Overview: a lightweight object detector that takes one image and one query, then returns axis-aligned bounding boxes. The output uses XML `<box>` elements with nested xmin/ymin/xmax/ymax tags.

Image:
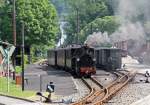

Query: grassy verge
<box><xmin>0</xmin><ymin>77</ymin><xmax>35</xmax><ymax>98</ymax></box>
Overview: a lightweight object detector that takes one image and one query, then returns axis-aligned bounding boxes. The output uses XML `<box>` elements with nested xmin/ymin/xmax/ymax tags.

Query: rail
<box><xmin>70</xmin><ymin>78</ymin><xmax>95</xmax><ymax>105</ymax></box>
<box><xmin>93</xmin><ymin>71</ymin><xmax>136</xmax><ymax>105</ymax></box>
<box><xmin>70</xmin><ymin>70</ymin><xmax>136</xmax><ymax>105</ymax></box>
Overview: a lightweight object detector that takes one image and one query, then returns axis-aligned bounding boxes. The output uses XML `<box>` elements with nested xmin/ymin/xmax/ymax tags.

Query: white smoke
<box><xmin>85</xmin><ymin>32</ymin><xmax>110</xmax><ymax>46</ymax></box>
<box><xmin>111</xmin><ymin>0</ymin><xmax>148</xmax><ymax>43</ymax></box>
<box><xmin>116</xmin><ymin>0</ymin><xmax>150</xmax><ymax>22</ymax></box>
<box><xmin>85</xmin><ymin>0</ymin><xmax>149</xmax><ymax>48</ymax></box>
<box><xmin>110</xmin><ymin>22</ymin><xmax>146</xmax><ymax>43</ymax></box>
<box><xmin>57</xmin><ymin>21</ymin><xmax>67</xmax><ymax>47</ymax></box>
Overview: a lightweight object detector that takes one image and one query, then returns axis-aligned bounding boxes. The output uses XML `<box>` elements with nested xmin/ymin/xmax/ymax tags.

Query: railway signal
<box><xmin>0</xmin><ymin>42</ymin><xmax>15</xmax><ymax>92</ymax></box>
<box><xmin>0</xmin><ymin>43</ymin><xmax>15</xmax><ymax>71</ymax></box>
<box><xmin>21</xmin><ymin>22</ymin><xmax>25</xmax><ymax>91</ymax></box>
<box><xmin>46</xmin><ymin>82</ymin><xmax>55</xmax><ymax>102</ymax></box>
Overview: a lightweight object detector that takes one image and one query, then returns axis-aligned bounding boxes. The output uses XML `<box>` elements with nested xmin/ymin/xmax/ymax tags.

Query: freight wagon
<box><xmin>95</xmin><ymin>48</ymin><xmax>122</xmax><ymax>70</ymax></box>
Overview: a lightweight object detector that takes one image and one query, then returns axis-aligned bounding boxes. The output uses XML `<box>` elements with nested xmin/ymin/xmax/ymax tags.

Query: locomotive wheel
<box><xmin>76</xmin><ymin>72</ymin><xmax>82</xmax><ymax>78</ymax></box>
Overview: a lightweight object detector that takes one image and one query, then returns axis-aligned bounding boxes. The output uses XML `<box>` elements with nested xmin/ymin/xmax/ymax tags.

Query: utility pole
<box><xmin>12</xmin><ymin>0</ymin><xmax>16</xmax><ymax>81</ymax></box>
<box><xmin>59</xmin><ymin>22</ymin><xmax>62</xmax><ymax>46</ymax></box>
<box><xmin>21</xmin><ymin>22</ymin><xmax>24</xmax><ymax>91</ymax></box>
<box><xmin>13</xmin><ymin>0</ymin><xmax>16</xmax><ymax>46</ymax></box>
<box><xmin>90</xmin><ymin>23</ymin><xmax>93</xmax><ymax>34</ymax></box>
<box><xmin>76</xmin><ymin>7</ymin><xmax>79</xmax><ymax>44</ymax></box>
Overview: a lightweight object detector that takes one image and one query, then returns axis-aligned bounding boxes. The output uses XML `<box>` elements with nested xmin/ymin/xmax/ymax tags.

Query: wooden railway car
<box><xmin>95</xmin><ymin>48</ymin><xmax>122</xmax><ymax>70</ymax></box>
<box><xmin>57</xmin><ymin>48</ymin><xmax>66</xmax><ymax>67</ymax></box>
<box><xmin>47</xmin><ymin>49</ymin><xmax>57</xmax><ymax>66</ymax></box>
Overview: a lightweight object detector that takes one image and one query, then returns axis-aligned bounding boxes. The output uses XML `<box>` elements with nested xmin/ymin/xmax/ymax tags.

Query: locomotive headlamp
<box><xmin>93</xmin><ymin>58</ymin><xmax>96</xmax><ymax>61</ymax></box>
<box><xmin>77</xmin><ymin>58</ymin><xmax>80</xmax><ymax>61</ymax></box>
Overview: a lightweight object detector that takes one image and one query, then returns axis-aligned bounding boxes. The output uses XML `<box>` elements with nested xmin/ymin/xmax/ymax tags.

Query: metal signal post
<box><xmin>76</xmin><ymin>7</ymin><xmax>79</xmax><ymax>44</ymax></box>
<box><xmin>13</xmin><ymin>0</ymin><xmax>16</xmax><ymax>46</ymax></box>
<box><xmin>21</xmin><ymin>22</ymin><xmax>25</xmax><ymax>91</ymax></box>
<box><xmin>12</xmin><ymin>0</ymin><xmax>17</xmax><ymax>81</ymax></box>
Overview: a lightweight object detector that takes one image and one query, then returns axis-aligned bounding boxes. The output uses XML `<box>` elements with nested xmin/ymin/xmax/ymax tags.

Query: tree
<box><xmin>0</xmin><ymin>0</ymin><xmax>12</xmax><ymax>42</ymax></box>
<box><xmin>0</xmin><ymin>0</ymin><xmax>59</xmax><ymax>47</ymax></box>
<box><xmin>0</xmin><ymin>0</ymin><xmax>5</xmax><ymax>7</ymax></box>
<box><xmin>80</xmin><ymin>16</ymin><xmax>119</xmax><ymax>43</ymax></box>
<box><xmin>51</xmin><ymin>0</ymin><xmax>68</xmax><ymax>16</ymax></box>
<box><xmin>64</xmin><ymin>0</ymin><xmax>110</xmax><ymax>44</ymax></box>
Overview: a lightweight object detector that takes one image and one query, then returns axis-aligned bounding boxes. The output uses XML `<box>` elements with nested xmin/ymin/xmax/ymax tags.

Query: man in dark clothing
<box><xmin>145</xmin><ymin>71</ymin><xmax>150</xmax><ymax>83</ymax></box>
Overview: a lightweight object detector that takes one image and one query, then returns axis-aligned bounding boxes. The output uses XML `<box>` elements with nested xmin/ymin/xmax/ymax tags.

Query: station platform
<box><xmin>24</xmin><ymin>64</ymin><xmax>77</xmax><ymax>96</ymax></box>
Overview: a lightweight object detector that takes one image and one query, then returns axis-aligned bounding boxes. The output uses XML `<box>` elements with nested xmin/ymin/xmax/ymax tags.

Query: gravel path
<box><xmin>105</xmin><ymin>82</ymin><xmax>150</xmax><ymax>105</ymax></box>
<box><xmin>104</xmin><ymin>56</ymin><xmax>150</xmax><ymax>105</ymax></box>
<box><xmin>103</xmin><ymin>71</ymin><xmax>150</xmax><ymax>105</ymax></box>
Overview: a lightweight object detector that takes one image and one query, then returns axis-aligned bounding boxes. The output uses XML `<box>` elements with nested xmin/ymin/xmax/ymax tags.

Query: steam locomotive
<box><xmin>47</xmin><ymin>45</ymin><xmax>122</xmax><ymax>77</ymax></box>
<box><xmin>47</xmin><ymin>45</ymin><xmax>96</xmax><ymax>77</ymax></box>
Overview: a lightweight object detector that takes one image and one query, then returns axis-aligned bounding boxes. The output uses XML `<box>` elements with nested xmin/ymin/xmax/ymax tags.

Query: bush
<box><xmin>15</xmin><ymin>55</ymin><xmax>28</xmax><ymax>74</ymax></box>
<box><xmin>15</xmin><ymin>66</ymin><xmax>22</xmax><ymax>74</ymax></box>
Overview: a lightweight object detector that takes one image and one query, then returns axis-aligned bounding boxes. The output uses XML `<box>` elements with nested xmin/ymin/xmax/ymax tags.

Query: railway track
<box><xmin>71</xmin><ymin>71</ymin><xmax>136</xmax><ymax>105</ymax></box>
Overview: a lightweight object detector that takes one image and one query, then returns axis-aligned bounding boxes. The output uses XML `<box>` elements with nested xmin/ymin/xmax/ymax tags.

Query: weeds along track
<box><xmin>71</xmin><ymin>71</ymin><xmax>136</xmax><ymax>105</ymax></box>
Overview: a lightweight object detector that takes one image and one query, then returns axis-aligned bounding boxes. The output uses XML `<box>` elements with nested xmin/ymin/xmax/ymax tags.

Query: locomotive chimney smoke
<box><xmin>111</xmin><ymin>0</ymin><xmax>150</xmax><ymax>42</ymax></box>
<box><xmin>85</xmin><ymin>32</ymin><xmax>110</xmax><ymax>47</ymax></box>
<box><xmin>85</xmin><ymin>0</ymin><xmax>150</xmax><ymax>58</ymax></box>
<box><xmin>111</xmin><ymin>0</ymin><xmax>150</xmax><ymax>63</ymax></box>
<box><xmin>110</xmin><ymin>22</ymin><xmax>146</xmax><ymax>43</ymax></box>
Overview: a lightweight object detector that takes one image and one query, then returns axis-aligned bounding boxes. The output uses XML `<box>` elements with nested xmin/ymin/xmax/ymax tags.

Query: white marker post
<box><xmin>7</xmin><ymin>49</ymin><xmax>10</xmax><ymax>92</ymax></box>
<box><xmin>39</xmin><ymin>74</ymin><xmax>42</xmax><ymax>102</ymax></box>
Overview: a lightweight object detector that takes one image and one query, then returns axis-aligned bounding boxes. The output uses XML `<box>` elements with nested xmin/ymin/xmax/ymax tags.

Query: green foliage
<box><xmin>15</xmin><ymin>66</ymin><xmax>22</xmax><ymax>73</ymax></box>
<box><xmin>30</xmin><ymin>45</ymin><xmax>50</xmax><ymax>63</ymax></box>
<box><xmin>15</xmin><ymin>55</ymin><xmax>29</xmax><ymax>73</ymax></box>
<box><xmin>0</xmin><ymin>77</ymin><xmax>35</xmax><ymax>98</ymax></box>
<box><xmin>0</xmin><ymin>0</ymin><xmax>5</xmax><ymax>7</ymax></box>
<box><xmin>51</xmin><ymin>0</ymin><xmax>67</xmax><ymax>16</ymax></box>
<box><xmin>64</xmin><ymin>0</ymin><xmax>110</xmax><ymax>44</ymax></box>
<box><xmin>80</xmin><ymin>16</ymin><xmax>120</xmax><ymax>43</ymax></box>
<box><xmin>24</xmin><ymin>55</ymin><xmax>28</xmax><ymax>65</ymax></box>
<box><xmin>0</xmin><ymin>0</ymin><xmax>59</xmax><ymax>47</ymax></box>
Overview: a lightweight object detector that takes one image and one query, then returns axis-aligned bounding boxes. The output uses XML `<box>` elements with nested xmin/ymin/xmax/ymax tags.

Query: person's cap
<box><xmin>50</xmin><ymin>82</ymin><xmax>53</xmax><ymax>84</ymax></box>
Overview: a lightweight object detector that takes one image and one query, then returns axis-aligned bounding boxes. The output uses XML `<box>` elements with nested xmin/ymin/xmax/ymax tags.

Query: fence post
<box><xmin>39</xmin><ymin>74</ymin><xmax>42</xmax><ymax>101</ymax></box>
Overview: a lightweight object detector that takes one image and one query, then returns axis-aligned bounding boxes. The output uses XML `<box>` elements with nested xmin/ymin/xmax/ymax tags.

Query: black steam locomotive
<box><xmin>95</xmin><ymin>48</ymin><xmax>122</xmax><ymax>70</ymax></box>
<box><xmin>47</xmin><ymin>45</ymin><xmax>96</xmax><ymax>77</ymax></box>
<box><xmin>47</xmin><ymin>45</ymin><xmax>122</xmax><ymax>77</ymax></box>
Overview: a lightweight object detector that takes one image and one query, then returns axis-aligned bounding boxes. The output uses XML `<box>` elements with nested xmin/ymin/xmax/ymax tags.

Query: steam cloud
<box><xmin>84</xmin><ymin>0</ymin><xmax>150</xmax><ymax>64</ymax></box>
<box><xmin>85</xmin><ymin>32</ymin><xmax>110</xmax><ymax>46</ymax></box>
<box><xmin>111</xmin><ymin>0</ymin><xmax>148</xmax><ymax>43</ymax></box>
<box><xmin>85</xmin><ymin>0</ymin><xmax>149</xmax><ymax>50</ymax></box>
<box><xmin>110</xmin><ymin>22</ymin><xmax>146</xmax><ymax>43</ymax></box>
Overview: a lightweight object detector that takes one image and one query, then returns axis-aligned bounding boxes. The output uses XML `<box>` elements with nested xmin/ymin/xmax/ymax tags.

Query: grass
<box><xmin>0</xmin><ymin>77</ymin><xmax>36</xmax><ymax>98</ymax></box>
